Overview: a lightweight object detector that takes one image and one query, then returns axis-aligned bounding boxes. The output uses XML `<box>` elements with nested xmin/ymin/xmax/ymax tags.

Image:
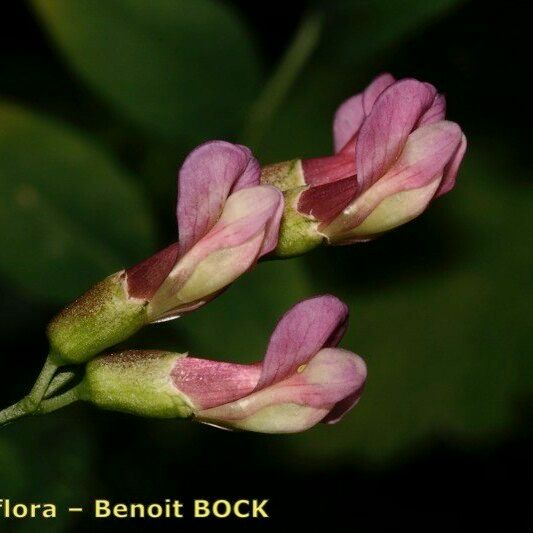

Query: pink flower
<box><xmin>262</xmin><ymin>74</ymin><xmax>467</xmax><ymax>250</ymax></box>
<box><xmin>48</xmin><ymin>141</ymin><xmax>283</xmax><ymax>364</ymax></box>
<box><xmin>171</xmin><ymin>295</ymin><xmax>365</xmax><ymax>432</ymax></box>
<box><xmin>83</xmin><ymin>296</ymin><xmax>367</xmax><ymax>433</ymax></box>
<box><xmin>126</xmin><ymin>140</ymin><xmax>284</xmax><ymax>321</ymax></box>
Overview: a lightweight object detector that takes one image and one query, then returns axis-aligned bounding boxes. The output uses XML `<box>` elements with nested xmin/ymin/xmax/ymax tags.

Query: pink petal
<box><xmin>333</xmin><ymin>93</ymin><xmax>364</xmax><ymax>154</ymax></box>
<box><xmin>333</xmin><ymin>73</ymin><xmax>395</xmax><ymax>153</ymax></box>
<box><xmin>235</xmin><ymin>144</ymin><xmax>262</xmax><ymax>189</ymax></box>
<box><xmin>191</xmin><ymin>185</ymin><xmax>283</xmax><ymax>260</ymax></box>
<box><xmin>435</xmin><ymin>133</ymin><xmax>467</xmax><ymax>197</ymax></box>
<box><xmin>321</xmin><ymin>350</ymin><xmax>367</xmax><ymax>424</ymax></box>
<box><xmin>197</xmin><ymin>348</ymin><xmax>366</xmax><ymax>433</ymax></box>
<box><xmin>126</xmin><ymin>242</ymin><xmax>180</xmax><ymax>299</ymax></box>
<box><xmin>418</xmin><ymin>93</ymin><xmax>446</xmax><ymax>126</ymax></box>
<box><xmin>171</xmin><ymin>357</ymin><xmax>261</xmax><ymax>410</ymax></box>
<box><xmin>302</xmin><ymin>151</ymin><xmax>356</xmax><ymax>186</ymax></box>
<box><xmin>256</xmin><ymin>186</ymin><xmax>285</xmax><ymax>256</ymax></box>
<box><xmin>362</xmin><ymin>72</ymin><xmax>396</xmax><ymax>115</ymax></box>
<box><xmin>284</xmin><ymin>348</ymin><xmax>365</xmax><ymax>410</ymax></box>
<box><xmin>177</xmin><ymin>141</ymin><xmax>261</xmax><ymax>255</ymax></box>
<box><xmin>382</xmin><ymin>120</ymin><xmax>463</xmax><ymax>191</ymax></box>
<box><xmin>149</xmin><ymin>185</ymin><xmax>283</xmax><ymax>319</ymax></box>
<box><xmin>356</xmin><ymin>79</ymin><xmax>437</xmax><ymax>191</ymax></box>
<box><xmin>255</xmin><ymin>295</ymin><xmax>349</xmax><ymax>391</ymax></box>
<box><xmin>298</xmin><ymin>175</ymin><xmax>358</xmax><ymax>223</ymax></box>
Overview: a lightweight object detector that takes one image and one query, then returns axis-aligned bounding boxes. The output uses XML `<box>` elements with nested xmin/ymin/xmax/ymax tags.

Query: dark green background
<box><xmin>0</xmin><ymin>1</ymin><xmax>531</xmax><ymax>530</ymax></box>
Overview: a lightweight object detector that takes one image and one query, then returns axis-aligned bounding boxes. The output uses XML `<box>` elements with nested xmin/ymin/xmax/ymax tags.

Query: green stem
<box><xmin>36</xmin><ymin>387</ymin><xmax>81</xmax><ymax>415</ymax></box>
<box><xmin>0</xmin><ymin>401</ymin><xmax>28</xmax><ymax>427</ymax></box>
<box><xmin>243</xmin><ymin>10</ymin><xmax>323</xmax><ymax>146</ymax></box>
<box><xmin>44</xmin><ymin>370</ymin><xmax>77</xmax><ymax>399</ymax></box>
<box><xmin>0</xmin><ymin>387</ymin><xmax>81</xmax><ymax>427</ymax></box>
<box><xmin>25</xmin><ymin>353</ymin><xmax>60</xmax><ymax>410</ymax></box>
<box><xmin>0</xmin><ymin>353</ymin><xmax>60</xmax><ymax>428</ymax></box>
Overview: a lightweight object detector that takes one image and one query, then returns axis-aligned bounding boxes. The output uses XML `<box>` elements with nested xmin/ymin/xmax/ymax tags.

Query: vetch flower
<box><xmin>77</xmin><ymin>295</ymin><xmax>366</xmax><ymax>433</ymax></box>
<box><xmin>261</xmin><ymin>74</ymin><xmax>467</xmax><ymax>256</ymax></box>
<box><xmin>47</xmin><ymin>141</ymin><xmax>283</xmax><ymax>364</ymax></box>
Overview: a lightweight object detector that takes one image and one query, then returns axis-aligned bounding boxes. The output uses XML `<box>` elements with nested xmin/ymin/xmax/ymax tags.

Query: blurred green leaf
<box><xmin>31</xmin><ymin>0</ymin><xmax>261</xmax><ymax>141</ymax></box>
<box><xmin>0</xmin><ymin>103</ymin><xmax>157</xmax><ymax>303</ymax></box>
<box><xmin>323</xmin><ymin>0</ymin><xmax>465</xmax><ymax>66</ymax></box>
<box><xmin>243</xmin><ymin>11</ymin><xmax>323</xmax><ymax>147</ymax></box>
<box><xmin>253</xmin><ymin>63</ymin><xmax>342</xmax><ymax>162</ymax></box>
<box><xmin>248</xmin><ymin>0</ymin><xmax>465</xmax><ymax>151</ymax></box>
<box><xmin>0</xmin><ymin>412</ymin><xmax>94</xmax><ymax>533</ymax></box>
<box><xmin>283</xmin><ymin>144</ymin><xmax>533</xmax><ymax>462</ymax></box>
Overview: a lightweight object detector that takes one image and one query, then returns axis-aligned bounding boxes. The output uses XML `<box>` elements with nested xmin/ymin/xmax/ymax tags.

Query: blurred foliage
<box><xmin>0</xmin><ymin>412</ymin><xmax>95</xmax><ymax>532</ymax></box>
<box><xmin>320</xmin><ymin>0</ymin><xmax>465</xmax><ymax>66</ymax></box>
<box><xmin>0</xmin><ymin>1</ymin><xmax>531</xmax><ymax>529</ymax></box>
<box><xmin>31</xmin><ymin>0</ymin><xmax>261</xmax><ymax>142</ymax></box>
<box><xmin>0</xmin><ymin>103</ymin><xmax>156</xmax><ymax>302</ymax></box>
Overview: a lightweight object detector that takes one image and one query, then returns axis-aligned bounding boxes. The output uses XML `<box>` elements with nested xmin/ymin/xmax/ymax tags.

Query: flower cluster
<box><xmin>262</xmin><ymin>74</ymin><xmax>466</xmax><ymax>255</ymax></box>
<box><xmin>1</xmin><ymin>74</ymin><xmax>466</xmax><ymax>433</ymax></box>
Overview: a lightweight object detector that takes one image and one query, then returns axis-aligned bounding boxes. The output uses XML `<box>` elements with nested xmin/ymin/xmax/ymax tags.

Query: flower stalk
<box><xmin>0</xmin><ymin>354</ymin><xmax>60</xmax><ymax>426</ymax></box>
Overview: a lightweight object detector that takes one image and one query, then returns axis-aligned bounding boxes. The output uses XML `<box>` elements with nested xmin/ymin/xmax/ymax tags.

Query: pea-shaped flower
<box><xmin>47</xmin><ymin>141</ymin><xmax>283</xmax><ymax>365</ymax></box>
<box><xmin>262</xmin><ymin>74</ymin><xmax>467</xmax><ymax>256</ymax></box>
<box><xmin>76</xmin><ymin>295</ymin><xmax>366</xmax><ymax>433</ymax></box>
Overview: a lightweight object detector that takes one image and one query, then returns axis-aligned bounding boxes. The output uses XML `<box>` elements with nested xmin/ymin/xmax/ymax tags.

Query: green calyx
<box><xmin>273</xmin><ymin>187</ymin><xmax>324</xmax><ymax>258</ymax></box>
<box><xmin>261</xmin><ymin>159</ymin><xmax>324</xmax><ymax>257</ymax></box>
<box><xmin>47</xmin><ymin>272</ymin><xmax>148</xmax><ymax>365</ymax></box>
<box><xmin>260</xmin><ymin>159</ymin><xmax>305</xmax><ymax>192</ymax></box>
<box><xmin>80</xmin><ymin>350</ymin><xmax>193</xmax><ymax>419</ymax></box>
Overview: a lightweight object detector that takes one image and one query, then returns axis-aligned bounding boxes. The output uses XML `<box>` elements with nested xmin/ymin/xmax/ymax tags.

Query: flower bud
<box><xmin>261</xmin><ymin>73</ymin><xmax>466</xmax><ymax>253</ymax></box>
<box><xmin>47</xmin><ymin>141</ymin><xmax>283</xmax><ymax>364</ymax></box>
<box><xmin>145</xmin><ymin>183</ymin><xmax>283</xmax><ymax>321</ymax></box>
<box><xmin>47</xmin><ymin>272</ymin><xmax>147</xmax><ymax>364</ymax></box>
<box><xmin>79</xmin><ymin>295</ymin><xmax>367</xmax><ymax>433</ymax></box>
<box><xmin>81</xmin><ymin>350</ymin><xmax>193</xmax><ymax>418</ymax></box>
